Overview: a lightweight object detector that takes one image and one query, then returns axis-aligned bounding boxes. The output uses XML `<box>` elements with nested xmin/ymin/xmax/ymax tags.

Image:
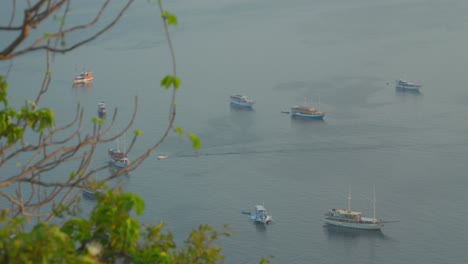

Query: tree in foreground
<box><xmin>0</xmin><ymin>1</ymin><xmax>269</xmax><ymax>262</ymax></box>
<box><xmin>0</xmin><ymin>0</ymin><xmax>198</xmax><ymax>222</ymax></box>
<box><xmin>1</xmin><ymin>188</ymin><xmax>234</xmax><ymax>263</ymax></box>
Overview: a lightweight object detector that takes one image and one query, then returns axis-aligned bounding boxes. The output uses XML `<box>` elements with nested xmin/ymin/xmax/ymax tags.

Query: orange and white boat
<box><xmin>73</xmin><ymin>71</ymin><xmax>94</xmax><ymax>84</ymax></box>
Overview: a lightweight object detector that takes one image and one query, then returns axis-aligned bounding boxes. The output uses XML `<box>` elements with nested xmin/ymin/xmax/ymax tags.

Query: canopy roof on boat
<box><xmin>333</xmin><ymin>208</ymin><xmax>361</xmax><ymax>215</ymax></box>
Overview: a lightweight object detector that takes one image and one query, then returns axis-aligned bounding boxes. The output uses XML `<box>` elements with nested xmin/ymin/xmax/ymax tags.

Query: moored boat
<box><xmin>73</xmin><ymin>71</ymin><xmax>94</xmax><ymax>84</ymax></box>
<box><xmin>250</xmin><ymin>205</ymin><xmax>274</xmax><ymax>225</ymax></box>
<box><xmin>324</xmin><ymin>187</ymin><xmax>396</xmax><ymax>230</ymax></box>
<box><xmin>108</xmin><ymin>137</ymin><xmax>129</xmax><ymax>168</ymax></box>
<box><xmin>98</xmin><ymin>101</ymin><xmax>107</xmax><ymax>116</ymax></box>
<box><xmin>82</xmin><ymin>187</ymin><xmax>98</xmax><ymax>200</ymax></box>
<box><xmin>230</xmin><ymin>94</ymin><xmax>255</xmax><ymax>108</ymax></box>
<box><xmin>108</xmin><ymin>148</ymin><xmax>129</xmax><ymax>168</ymax></box>
<box><xmin>291</xmin><ymin>98</ymin><xmax>325</xmax><ymax>120</ymax></box>
<box><xmin>395</xmin><ymin>79</ymin><xmax>422</xmax><ymax>91</ymax></box>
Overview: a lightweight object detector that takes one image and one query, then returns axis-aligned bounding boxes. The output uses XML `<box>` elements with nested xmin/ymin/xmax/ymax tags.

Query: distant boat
<box><xmin>291</xmin><ymin>98</ymin><xmax>325</xmax><ymax>120</ymax></box>
<box><xmin>82</xmin><ymin>180</ymin><xmax>101</xmax><ymax>200</ymax></box>
<box><xmin>82</xmin><ymin>187</ymin><xmax>98</xmax><ymax>200</ymax></box>
<box><xmin>73</xmin><ymin>71</ymin><xmax>94</xmax><ymax>84</ymax></box>
<box><xmin>98</xmin><ymin>101</ymin><xmax>107</xmax><ymax>116</ymax></box>
<box><xmin>109</xmin><ymin>136</ymin><xmax>130</xmax><ymax>168</ymax></box>
<box><xmin>395</xmin><ymin>79</ymin><xmax>422</xmax><ymax>91</ymax></box>
<box><xmin>157</xmin><ymin>155</ymin><xmax>169</xmax><ymax>160</ymax></box>
<box><xmin>250</xmin><ymin>204</ymin><xmax>274</xmax><ymax>225</ymax></box>
<box><xmin>230</xmin><ymin>94</ymin><xmax>255</xmax><ymax>108</ymax></box>
<box><xmin>324</xmin><ymin>187</ymin><xmax>396</xmax><ymax>230</ymax></box>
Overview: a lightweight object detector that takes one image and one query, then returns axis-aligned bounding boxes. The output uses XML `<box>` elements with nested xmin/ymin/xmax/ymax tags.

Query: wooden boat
<box><xmin>73</xmin><ymin>71</ymin><xmax>94</xmax><ymax>84</ymax></box>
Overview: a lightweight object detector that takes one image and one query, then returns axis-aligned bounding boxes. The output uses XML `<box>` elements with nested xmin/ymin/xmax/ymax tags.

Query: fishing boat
<box><xmin>250</xmin><ymin>205</ymin><xmax>274</xmax><ymax>225</ymax></box>
<box><xmin>291</xmin><ymin>98</ymin><xmax>325</xmax><ymax>120</ymax></box>
<box><xmin>98</xmin><ymin>101</ymin><xmax>107</xmax><ymax>116</ymax></box>
<box><xmin>395</xmin><ymin>79</ymin><xmax>422</xmax><ymax>91</ymax></box>
<box><xmin>324</xmin><ymin>187</ymin><xmax>396</xmax><ymax>230</ymax></box>
<box><xmin>108</xmin><ymin>137</ymin><xmax>129</xmax><ymax>168</ymax></box>
<box><xmin>230</xmin><ymin>94</ymin><xmax>255</xmax><ymax>108</ymax></box>
<box><xmin>73</xmin><ymin>71</ymin><xmax>94</xmax><ymax>84</ymax></box>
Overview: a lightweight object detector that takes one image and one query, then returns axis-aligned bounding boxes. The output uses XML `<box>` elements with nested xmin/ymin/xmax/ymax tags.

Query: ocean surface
<box><xmin>1</xmin><ymin>0</ymin><xmax>468</xmax><ymax>263</ymax></box>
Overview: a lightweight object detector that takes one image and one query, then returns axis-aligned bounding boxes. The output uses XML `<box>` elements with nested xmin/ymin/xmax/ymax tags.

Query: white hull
<box><xmin>110</xmin><ymin>157</ymin><xmax>129</xmax><ymax>168</ymax></box>
<box><xmin>395</xmin><ymin>80</ymin><xmax>421</xmax><ymax>90</ymax></box>
<box><xmin>73</xmin><ymin>78</ymin><xmax>93</xmax><ymax>84</ymax></box>
<box><xmin>324</xmin><ymin>218</ymin><xmax>383</xmax><ymax>230</ymax></box>
<box><xmin>230</xmin><ymin>100</ymin><xmax>254</xmax><ymax>107</ymax></box>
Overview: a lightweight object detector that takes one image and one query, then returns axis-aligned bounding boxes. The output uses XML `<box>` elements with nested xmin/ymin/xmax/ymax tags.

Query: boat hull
<box><xmin>291</xmin><ymin>112</ymin><xmax>325</xmax><ymax>120</ymax></box>
<box><xmin>324</xmin><ymin>218</ymin><xmax>384</xmax><ymax>230</ymax></box>
<box><xmin>230</xmin><ymin>101</ymin><xmax>254</xmax><ymax>108</ymax></box>
<box><xmin>82</xmin><ymin>188</ymin><xmax>98</xmax><ymax>200</ymax></box>
<box><xmin>395</xmin><ymin>80</ymin><xmax>421</xmax><ymax>91</ymax></box>
<box><xmin>73</xmin><ymin>78</ymin><xmax>93</xmax><ymax>84</ymax></box>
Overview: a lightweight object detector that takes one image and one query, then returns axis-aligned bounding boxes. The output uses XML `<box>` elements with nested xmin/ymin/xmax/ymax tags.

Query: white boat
<box><xmin>230</xmin><ymin>94</ymin><xmax>255</xmax><ymax>108</ymax></box>
<box><xmin>291</xmin><ymin>98</ymin><xmax>325</xmax><ymax>120</ymax></box>
<box><xmin>250</xmin><ymin>205</ymin><xmax>274</xmax><ymax>225</ymax></box>
<box><xmin>108</xmin><ymin>137</ymin><xmax>129</xmax><ymax>168</ymax></box>
<box><xmin>73</xmin><ymin>71</ymin><xmax>94</xmax><ymax>84</ymax></box>
<box><xmin>395</xmin><ymin>79</ymin><xmax>422</xmax><ymax>91</ymax></box>
<box><xmin>98</xmin><ymin>101</ymin><xmax>107</xmax><ymax>115</ymax></box>
<box><xmin>324</xmin><ymin>187</ymin><xmax>395</xmax><ymax>230</ymax></box>
<box><xmin>157</xmin><ymin>155</ymin><xmax>169</xmax><ymax>160</ymax></box>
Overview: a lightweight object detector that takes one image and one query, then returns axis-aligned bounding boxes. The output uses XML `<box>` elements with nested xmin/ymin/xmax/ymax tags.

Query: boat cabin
<box><xmin>329</xmin><ymin>208</ymin><xmax>362</xmax><ymax>221</ymax></box>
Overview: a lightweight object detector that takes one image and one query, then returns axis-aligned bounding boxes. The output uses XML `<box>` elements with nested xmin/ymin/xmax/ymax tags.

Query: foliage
<box><xmin>0</xmin><ymin>77</ymin><xmax>55</xmax><ymax>144</ymax></box>
<box><xmin>0</xmin><ymin>1</ymin><xmax>269</xmax><ymax>263</ymax></box>
<box><xmin>0</xmin><ymin>0</ymin><xmax>202</xmax><ymax>222</ymax></box>
<box><xmin>0</xmin><ymin>189</ymin><xmax>231</xmax><ymax>263</ymax></box>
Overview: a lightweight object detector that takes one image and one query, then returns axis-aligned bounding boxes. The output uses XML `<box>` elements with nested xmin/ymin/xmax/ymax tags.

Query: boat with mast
<box><xmin>108</xmin><ymin>135</ymin><xmax>130</xmax><ymax>168</ymax></box>
<box><xmin>324</xmin><ymin>187</ymin><xmax>395</xmax><ymax>230</ymax></box>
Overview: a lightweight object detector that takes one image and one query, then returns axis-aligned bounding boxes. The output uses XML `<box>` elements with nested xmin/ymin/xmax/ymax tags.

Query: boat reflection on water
<box><xmin>230</xmin><ymin>103</ymin><xmax>254</xmax><ymax>111</ymax></box>
<box><xmin>72</xmin><ymin>82</ymin><xmax>93</xmax><ymax>88</ymax></box>
<box><xmin>323</xmin><ymin>224</ymin><xmax>387</xmax><ymax>240</ymax></box>
<box><xmin>395</xmin><ymin>86</ymin><xmax>422</xmax><ymax>95</ymax></box>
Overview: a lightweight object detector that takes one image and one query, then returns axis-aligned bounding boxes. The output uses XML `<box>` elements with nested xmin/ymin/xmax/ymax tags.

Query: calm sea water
<box><xmin>2</xmin><ymin>0</ymin><xmax>468</xmax><ymax>263</ymax></box>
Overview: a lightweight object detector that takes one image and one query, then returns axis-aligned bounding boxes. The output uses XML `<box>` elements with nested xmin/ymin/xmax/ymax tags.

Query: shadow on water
<box><xmin>72</xmin><ymin>82</ymin><xmax>93</xmax><ymax>89</ymax></box>
<box><xmin>291</xmin><ymin>116</ymin><xmax>325</xmax><ymax>122</ymax></box>
<box><xmin>98</xmin><ymin>112</ymin><xmax>106</xmax><ymax>120</ymax></box>
<box><xmin>323</xmin><ymin>224</ymin><xmax>387</xmax><ymax>240</ymax></box>
<box><xmin>230</xmin><ymin>103</ymin><xmax>254</xmax><ymax>112</ymax></box>
<box><xmin>395</xmin><ymin>87</ymin><xmax>422</xmax><ymax>96</ymax></box>
<box><xmin>254</xmin><ymin>222</ymin><xmax>269</xmax><ymax>233</ymax></box>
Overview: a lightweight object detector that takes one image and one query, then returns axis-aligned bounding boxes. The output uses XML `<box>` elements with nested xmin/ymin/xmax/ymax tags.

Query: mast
<box><xmin>373</xmin><ymin>185</ymin><xmax>376</xmax><ymax>223</ymax></box>
<box><xmin>347</xmin><ymin>185</ymin><xmax>351</xmax><ymax>211</ymax></box>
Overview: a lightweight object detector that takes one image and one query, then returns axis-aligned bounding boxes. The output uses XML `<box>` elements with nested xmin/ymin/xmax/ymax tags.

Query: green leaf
<box><xmin>160</xmin><ymin>75</ymin><xmax>172</xmax><ymax>90</ymax></box>
<box><xmin>60</xmin><ymin>17</ymin><xmax>66</xmax><ymax>26</ymax></box>
<box><xmin>162</xmin><ymin>11</ymin><xmax>178</xmax><ymax>26</ymax></box>
<box><xmin>134</xmin><ymin>129</ymin><xmax>143</xmax><ymax>136</ymax></box>
<box><xmin>175</xmin><ymin>127</ymin><xmax>183</xmax><ymax>136</ymax></box>
<box><xmin>188</xmin><ymin>133</ymin><xmax>202</xmax><ymax>150</ymax></box>
<box><xmin>173</xmin><ymin>77</ymin><xmax>181</xmax><ymax>90</ymax></box>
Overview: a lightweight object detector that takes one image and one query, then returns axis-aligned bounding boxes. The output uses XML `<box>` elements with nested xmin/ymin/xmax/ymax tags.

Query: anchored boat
<box><xmin>230</xmin><ymin>94</ymin><xmax>255</xmax><ymax>108</ymax></box>
<box><xmin>324</xmin><ymin>187</ymin><xmax>397</xmax><ymax>230</ymax></box>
